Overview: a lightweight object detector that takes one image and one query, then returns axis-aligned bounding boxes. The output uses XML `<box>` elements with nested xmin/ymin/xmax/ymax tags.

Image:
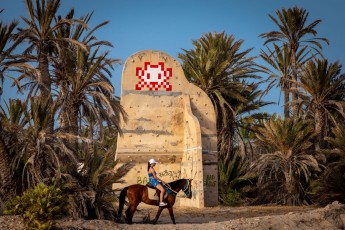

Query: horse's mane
<box><xmin>167</xmin><ymin>179</ymin><xmax>185</xmax><ymax>188</ymax></box>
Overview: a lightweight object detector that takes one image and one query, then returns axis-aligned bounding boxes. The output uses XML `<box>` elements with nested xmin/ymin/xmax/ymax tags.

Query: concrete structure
<box><xmin>114</xmin><ymin>50</ymin><xmax>218</xmax><ymax>207</ymax></box>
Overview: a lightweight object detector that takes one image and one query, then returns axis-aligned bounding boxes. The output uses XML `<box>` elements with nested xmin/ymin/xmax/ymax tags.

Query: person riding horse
<box><xmin>117</xmin><ymin>160</ymin><xmax>193</xmax><ymax>224</ymax></box>
<box><xmin>147</xmin><ymin>158</ymin><xmax>167</xmax><ymax>206</ymax></box>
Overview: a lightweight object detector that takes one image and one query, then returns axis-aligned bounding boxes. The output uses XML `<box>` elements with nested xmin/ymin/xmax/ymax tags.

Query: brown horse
<box><xmin>117</xmin><ymin>178</ymin><xmax>193</xmax><ymax>224</ymax></box>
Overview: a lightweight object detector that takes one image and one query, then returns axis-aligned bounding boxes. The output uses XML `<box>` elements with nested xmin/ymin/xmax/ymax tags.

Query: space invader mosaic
<box><xmin>135</xmin><ymin>62</ymin><xmax>172</xmax><ymax>91</ymax></box>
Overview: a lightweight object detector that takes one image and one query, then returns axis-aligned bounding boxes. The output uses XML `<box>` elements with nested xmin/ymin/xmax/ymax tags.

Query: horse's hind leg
<box><xmin>168</xmin><ymin>207</ymin><xmax>176</xmax><ymax>224</ymax></box>
<box><xmin>125</xmin><ymin>204</ymin><xmax>132</xmax><ymax>224</ymax></box>
<box><xmin>125</xmin><ymin>203</ymin><xmax>140</xmax><ymax>224</ymax></box>
<box><xmin>153</xmin><ymin>206</ymin><xmax>164</xmax><ymax>225</ymax></box>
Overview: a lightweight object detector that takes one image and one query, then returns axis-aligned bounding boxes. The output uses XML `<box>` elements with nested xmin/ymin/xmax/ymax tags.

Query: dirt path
<box><xmin>1</xmin><ymin>202</ymin><xmax>344</xmax><ymax>230</ymax></box>
<box><xmin>131</xmin><ymin>205</ymin><xmax>316</xmax><ymax>224</ymax></box>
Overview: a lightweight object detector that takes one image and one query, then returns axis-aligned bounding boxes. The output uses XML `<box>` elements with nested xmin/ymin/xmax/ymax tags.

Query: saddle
<box><xmin>145</xmin><ymin>183</ymin><xmax>168</xmax><ymax>200</ymax></box>
<box><xmin>146</xmin><ymin>183</ymin><xmax>156</xmax><ymax>189</ymax></box>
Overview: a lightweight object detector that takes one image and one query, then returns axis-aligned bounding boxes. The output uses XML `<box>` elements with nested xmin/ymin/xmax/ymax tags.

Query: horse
<box><xmin>117</xmin><ymin>178</ymin><xmax>193</xmax><ymax>224</ymax></box>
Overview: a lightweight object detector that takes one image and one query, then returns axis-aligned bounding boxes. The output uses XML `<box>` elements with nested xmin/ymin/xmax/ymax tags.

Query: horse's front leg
<box><xmin>167</xmin><ymin>207</ymin><xmax>176</xmax><ymax>224</ymax></box>
<box><xmin>152</xmin><ymin>206</ymin><xmax>164</xmax><ymax>225</ymax></box>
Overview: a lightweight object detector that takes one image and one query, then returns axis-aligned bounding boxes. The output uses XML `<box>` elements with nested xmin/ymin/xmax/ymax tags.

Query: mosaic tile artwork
<box><xmin>135</xmin><ymin>62</ymin><xmax>172</xmax><ymax>91</ymax></box>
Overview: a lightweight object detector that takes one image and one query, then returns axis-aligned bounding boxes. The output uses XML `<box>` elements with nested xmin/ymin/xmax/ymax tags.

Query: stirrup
<box><xmin>159</xmin><ymin>202</ymin><xmax>167</xmax><ymax>206</ymax></box>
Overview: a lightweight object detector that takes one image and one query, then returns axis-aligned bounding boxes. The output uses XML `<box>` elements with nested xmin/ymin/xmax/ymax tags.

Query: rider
<box><xmin>147</xmin><ymin>158</ymin><xmax>167</xmax><ymax>207</ymax></box>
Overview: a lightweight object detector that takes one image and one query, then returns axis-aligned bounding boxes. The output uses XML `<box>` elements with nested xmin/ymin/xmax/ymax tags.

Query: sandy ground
<box><xmin>1</xmin><ymin>202</ymin><xmax>344</xmax><ymax>229</ymax></box>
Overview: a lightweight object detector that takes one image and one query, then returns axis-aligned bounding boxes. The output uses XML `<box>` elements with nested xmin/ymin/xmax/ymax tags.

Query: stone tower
<box><xmin>114</xmin><ymin>50</ymin><xmax>218</xmax><ymax>207</ymax></box>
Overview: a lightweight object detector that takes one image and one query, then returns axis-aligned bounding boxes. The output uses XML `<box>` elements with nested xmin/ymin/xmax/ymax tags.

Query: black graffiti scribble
<box><xmin>204</xmin><ymin>174</ymin><xmax>217</xmax><ymax>187</ymax></box>
<box><xmin>158</xmin><ymin>170</ymin><xmax>181</xmax><ymax>180</ymax></box>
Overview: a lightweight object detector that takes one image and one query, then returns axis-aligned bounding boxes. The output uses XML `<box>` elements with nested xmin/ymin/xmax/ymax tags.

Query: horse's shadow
<box><xmin>116</xmin><ymin>208</ymin><xmax>155</xmax><ymax>224</ymax></box>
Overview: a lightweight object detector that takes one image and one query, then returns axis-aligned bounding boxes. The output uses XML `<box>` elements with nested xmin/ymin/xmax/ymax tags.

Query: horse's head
<box><xmin>182</xmin><ymin>179</ymin><xmax>193</xmax><ymax>199</ymax></box>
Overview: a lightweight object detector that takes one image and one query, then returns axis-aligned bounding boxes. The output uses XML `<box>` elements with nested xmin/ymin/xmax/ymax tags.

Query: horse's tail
<box><xmin>117</xmin><ymin>186</ymin><xmax>129</xmax><ymax>218</ymax></box>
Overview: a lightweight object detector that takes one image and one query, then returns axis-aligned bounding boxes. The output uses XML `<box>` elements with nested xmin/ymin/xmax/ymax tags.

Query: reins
<box><xmin>163</xmin><ymin>179</ymin><xmax>191</xmax><ymax>197</ymax></box>
<box><xmin>163</xmin><ymin>183</ymin><xmax>178</xmax><ymax>194</ymax></box>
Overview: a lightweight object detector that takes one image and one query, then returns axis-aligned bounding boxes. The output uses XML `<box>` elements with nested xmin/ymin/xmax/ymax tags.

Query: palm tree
<box><xmin>178</xmin><ymin>32</ymin><xmax>260</xmax><ymax>155</ymax></box>
<box><xmin>251</xmin><ymin>115</ymin><xmax>320</xmax><ymax>205</ymax></box>
<box><xmin>218</xmin><ymin>83</ymin><xmax>269</xmax><ymax>205</ymax></box>
<box><xmin>66</xmin><ymin>142</ymin><xmax>134</xmax><ymax>219</ymax></box>
<box><xmin>311</xmin><ymin>125</ymin><xmax>345</xmax><ymax>204</ymax></box>
<box><xmin>6</xmin><ymin>97</ymin><xmax>79</xmax><ymax>189</ymax></box>
<box><xmin>0</xmin><ymin>9</ymin><xmax>18</xmax><ymax>97</ymax></box>
<box><xmin>0</xmin><ymin>118</ymin><xmax>10</xmax><ymax>192</ymax></box>
<box><xmin>259</xmin><ymin>6</ymin><xmax>329</xmax><ymax>117</ymax></box>
<box><xmin>261</xmin><ymin>44</ymin><xmax>291</xmax><ymax>118</ymax></box>
<box><xmin>0</xmin><ymin>13</ymin><xmax>18</xmax><ymax>204</ymax></box>
<box><xmin>52</xmin><ymin>11</ymin><xmax>124</xmax><ymax>139</ymax></box>
<box><xmin>53</xmin><ymin>10</ymin><xmax>98</xmax><ymax>130</ymax></box>
<box><xmin>12</xmin><ymin>0</ymin><xmax>87</xmax><ymax>123</ymax></box>
<box><xmin>62</xmin><ymin>120</ymin><xmax>133</xmax><ymax>219</ymax></box>
<box><xmin>326</xmin><ymin>125</ymin><xmax>345</xmax><ymax>162</ymax></box>
<box><xmin>218</xmin><ymin>149</ymin><xmax>256</xmax><ymax>206</ymax></box>
<box><xmin>0</xmin><ymin>99</ymin><xmax>27</xmax><ymax>185</ymax></box>
<box><xmin>0</xmin><ymin>99</ymin><xmax>26</xmax><ymax>212</ymax></box>
<box><xmin>260</xmin><ymin>43</ymin><xmax>310</xmax><ymax>118</ymax></box>
<box><xmin>50</xmin><ymin>10</ymin><xmax>128</xmax><ymax>219</ymax></box>
<box><xmin>222</xmin><ymin>82</ymin><xmax>271</xmax><ymax>159</ymax></box>
<box><xmin>62</xmin><ymin>50</ymin><xmax>123</xmax><ymax>132</ymax></box>
<box><xmin>298</xmin><ymin>59</ymin><xmax>345</xmax><ymax>154</ymax></box>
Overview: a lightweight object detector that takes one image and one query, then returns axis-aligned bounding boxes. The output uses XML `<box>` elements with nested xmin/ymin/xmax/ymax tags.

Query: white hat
<box><xmin>149</xmin><ymin>158</ymin><xmax>158</xmax><ymax>164</ymax></box>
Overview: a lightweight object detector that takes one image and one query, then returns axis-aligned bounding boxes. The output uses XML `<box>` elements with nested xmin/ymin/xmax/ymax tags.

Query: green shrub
<box><xmin>4</xmin><ymin>182</ymin><xmax>68</xmax><ymax>230</ymax></box>
<box><xmin>220</xmin><ymin>188</ymin><xmax>243</xmax><ymax>206</ymax></box>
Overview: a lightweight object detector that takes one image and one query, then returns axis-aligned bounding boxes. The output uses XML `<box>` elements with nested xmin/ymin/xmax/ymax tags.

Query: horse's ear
<box><xmin>189</xmin><ymin>179</ymin><xmax>193</xmax><ymax>182</ymax></box>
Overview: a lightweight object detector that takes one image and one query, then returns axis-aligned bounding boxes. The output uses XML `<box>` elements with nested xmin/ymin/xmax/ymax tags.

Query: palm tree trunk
<box><xmin>60</xmin><ymin>96</ymin><xmax>79</xmax><ymax>174</ymax></box>
<box><xmin>291</xmin><ymin>48</ymin><xmax>299</xmax><ymax>118</ymax></box>
<box><xmin>283</xmin><ymin>86</ymin><xmax>290</xmax><ymax>119</ymax></box>
<box><xmin>59</xmin><ymin>83</ymin><xmax>69</xmax><ymax>128</ymax></box>
<box><xmin>39</xmin><ymin>52</ymin><xmax>52</xmax><ymax>101</ymax></box>
<box><xmin>314</xmin><ymin>108</ymin><xmax>327</xmax><ymax>163</ymax></box>
<box><xmin>39</xmin><ymin>51</ymin><xmax>54</xmax><ymax>132</ymax></box>
<box><xmin>314</xmin><ymin>109</ymin><xmax>324</xmax><ymax>152</ymax></box>
<box><xmin>0</xmin><ymin>123</ymin><xmax>11</xmax><ymax>187</ymax></box>
<box><xmin>284</xmin><ymin>170</ymin><xmax>295</xmax><ymax>195</ymax></box>
<box><xmin>71</xmin><ymin>102</ymin><xmax>79</xmax><ymax>144</ymax></box>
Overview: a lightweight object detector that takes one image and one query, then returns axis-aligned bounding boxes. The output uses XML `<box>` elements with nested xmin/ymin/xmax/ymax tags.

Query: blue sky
<box><xmin>1</xmin><ymin>0</ymin><xmax>345</xmax><ymax>115</ymax></box>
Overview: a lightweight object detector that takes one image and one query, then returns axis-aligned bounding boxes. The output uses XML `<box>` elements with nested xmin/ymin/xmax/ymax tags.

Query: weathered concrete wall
<box><xmin>114</xmin><ymin>50</ymin><xmax>218</xmax><ymax>207</ymax></box>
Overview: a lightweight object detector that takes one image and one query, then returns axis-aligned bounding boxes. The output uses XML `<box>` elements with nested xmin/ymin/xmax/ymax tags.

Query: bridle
<box><xmin>163</xmin><ymin>179</ymin><xmax>192</xmax><ymax>197</ymax></box>
<box><xmin>181</xmin><ymin>179</ymin><xmax>192</xmax><ymax>197</ymax></box>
